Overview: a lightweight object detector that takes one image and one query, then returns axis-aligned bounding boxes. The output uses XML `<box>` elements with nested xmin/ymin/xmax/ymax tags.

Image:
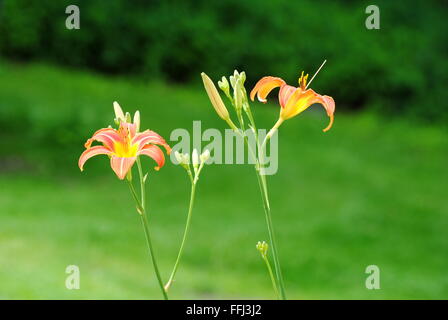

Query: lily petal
<box><xmin>281</xmin><ymin>89</ymin><xmax>335</xmax><ymax>131</ymax></box>
<box><xmin>78</xmin><ymin>146</ymin><xmax>113</xmax><ymax>171</ymax></box>
<box><xmin>84</xmin><ymin>128</ymin><xmax>123</xmax><ymax>150</ymax></box>
<box><xmin>133</xmin><ymin>130</ymin><xmax>171</xmax><ymax>154</ymax></box>
<box><xmin>137</xmin><ymin>145</ymin><xmax>165</xmax><ymax>171</ymax></box>
<box><xmin>250</xmin><ymin>76</ymin><xmax>286</xmax><ymax>103</ymax></box>
<box><xmin>320</xmin><ymin>95</ymin><xmax>335</xmax><ymax>132</ymax></box>
<box><xmin>110</xmin><ymin>155</ymin><xmax>136</xmax><ymax>180</ymax></box>
<box><xmin>278</xmin><ymin>84</ymin><xmax>297</xmax><ymax>108</ymax></box>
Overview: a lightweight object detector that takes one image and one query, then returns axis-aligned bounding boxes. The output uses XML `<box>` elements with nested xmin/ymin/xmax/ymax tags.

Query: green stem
<box><xmin>139</xmin><ymin>209</ymin><xmax>169</xmax><ymax>300</ymax></box>
<box><xmin>255</xmin><ymin>158</ymin><xmax>287</xmax><ymax>300</ymax></box>
<box><xmin>165</xmin><ymin>181</ymin><xmax>197</xmax><ymax>291</ymax></box>
<box><xmin>235</xmin><ymin>121</ymin><xmax>286</xmax><ymax>299</ymax></box>
<box><xmin>261</xmin><ymin>118</ymin><xmax>283</xmax><ymax>150</ymax></box>
<box><xmin>262</xmin><ymin>255</ymin><xmax>280</xmax><ymax>299</ymax></box>
<box><xmin>127</xmin><ymin>159</ymin><xmax>168</xmax><ymax>300</ymax></box>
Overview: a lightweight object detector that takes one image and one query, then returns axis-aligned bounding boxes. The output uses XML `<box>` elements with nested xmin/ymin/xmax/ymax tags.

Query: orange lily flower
<box><xmin>250</xmin><ymin>71</ymin><xmax>335</xmax><ymax>132</ymax></box>
<box><xmin>78</xmin><ymin>106</ymin><xmax>171</xmax><ymax>180</ymax></box>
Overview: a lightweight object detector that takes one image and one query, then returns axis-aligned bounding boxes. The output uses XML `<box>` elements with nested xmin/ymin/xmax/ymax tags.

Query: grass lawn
<box><xmin>0</xmin><ymin>61</ymin><xmax>447</xmax><ymax>299</ymax></box>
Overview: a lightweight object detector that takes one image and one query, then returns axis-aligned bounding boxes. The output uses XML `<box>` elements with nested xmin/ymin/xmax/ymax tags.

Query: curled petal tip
<box><xmin>250</xmin><ymin>76</ymin><xmax>286</xmax><ymax>104</ymax></box>
<box><xmin>322</xmin><ymin>115</ymin><xmax>334</xmax><ymax>132</ymax></box>
<box><xmin>84</xmin><ymin>139</ymin><xmax>93</xmax><ymax>149</ymax></box>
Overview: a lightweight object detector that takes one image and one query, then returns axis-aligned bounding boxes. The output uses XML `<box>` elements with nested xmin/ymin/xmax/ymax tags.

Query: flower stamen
<box><xmin>298</xmin><ymin>71</ymin><xmax>309</xmax><ymax>90</ymax></box>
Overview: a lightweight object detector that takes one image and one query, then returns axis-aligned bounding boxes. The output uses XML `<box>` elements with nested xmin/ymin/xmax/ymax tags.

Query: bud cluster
<box><xmin>256</xmin><ymin>241</ymin><xmax>269</xmax><ymax>259</ymax></box>
<box><xmin>175</xmin><ymin>148</ymin><xmax>210</xmax><ymax>184</ymax></box>
<box><xmin>113</xmin><ymin>101</ymin><xmax>140</xmax><ymax>132</ymax></box>
<box><xmin>201</xmin><ymin>70</ymin><xmax>254</xmax><ymax>133</ymax></box>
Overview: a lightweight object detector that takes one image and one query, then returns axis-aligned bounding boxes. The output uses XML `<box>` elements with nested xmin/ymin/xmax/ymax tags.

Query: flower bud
<box><xmin>192</xmin><ymin>149</ymin><xmax>199</xmax><ymax>172</ymax></box>
<box><xmin>113</xmin><ymin>101</ymin><xmax>125</xmax><ymax>124</ymax></box>
<box><xmin>200</xmin><ymin>149</ymin><xmax>210</xmax><ymax>163</ymax></box>
<box><xmin>125</xmin><ymin>112</ymin><xmax>132</xmax><ymax>123</ymax></box>
<box><xmin>256</xmin><ymin>241</ymin><xmax>269</xmax><ymax>258</ymax></box>
<box><xmin>229</xmin><ymin>75</ymin><xmax>236</xmax><ymax>89</ymax></box>
<box><xmin>218</xmin><ymin>76</ymin><xmax>230</xmax><ymax>98</ymax></box>
<box><xmin>133</xmin><ymin>110</ymin><xmax>140</xmax><ymax>132</ymax></box>
<box><xmin>174</xmin><ymin>151</ymin><xmax>190</xmax><ymax>171</ymax></box>
<box><xmin>234</xmin><ymin>78</ymin><xmax>243</xmax><ymax>111</ymax></box>
<box><xmin>201</xmin><ymin>73</ymin><xmax>230</xmax><ymax>121</ymax></box>
<box><xmin>174</xmin><ymin>151</ymin><xmax>183</xmax><ymax>164</ymax></box>
<box><xmin>239</xmin><ymin>71</ymin><xmax>246</xmax><ymax>84</ymax></box>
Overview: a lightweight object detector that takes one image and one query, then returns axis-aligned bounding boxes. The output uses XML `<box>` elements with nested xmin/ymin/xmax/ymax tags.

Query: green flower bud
<box><xmin>125</xmin><ymin>112</ymin><xmax>132</xmax><ymax>123</ymax></box>
<box><xmin>234</xmin><ymin>78</ymin><xmax>243</xmax><ymax>111</ymax></box>
<box><xmin>218</xmin><ymin>76</ymin><xmax>230</xmax><ymax>98</ymax></box>
<box><xmin>240</xmin><ymin>71</ymin><xmax>246</xmax><ymax>84</ymax></box>
<box><xmin>256</xmin><ymin>241</ymin><xmax>269</xmax><ymax>258</ymax></box>
<box><xmin>200</xmin><ymin>149</ymin><xmax>210</xmax><ymax>163</ymax></box>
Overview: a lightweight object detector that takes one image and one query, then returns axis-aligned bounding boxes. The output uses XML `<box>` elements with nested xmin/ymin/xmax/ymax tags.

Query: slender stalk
<box><xmin>256</xmin><ymin>139</ymin><xmax>287</xmax><ymax>299</ymax></box>
<box><xmin>262</xmin><ymin>255</ymin><xmax>280</xmax><ymax>299</ymax></box>
<box><xmin>220</xmin><ymin>82</ymin><xmax>286</xmax><ymax>299</ymax></box>
<box><xmin>127</xmin><ymin>158</ymin><xmax>168</xmax><ymax>300</ymax></box>
<box><xmin>139</xmin><ymin>208</ymin><xmax>169</xmax><ymax>300</ymax></box>
<box><xmin>262</xmin><ymin>118</ymin><xmax>283</xmax><ymax>150</ymax></box>
<box><xmin>165</xmin><ymin>181</ymin><xmax>197</xmax><ymax>291</ymax></box>
<box><xmin>254</xmin><ymin>170</ymin><xmax>286</xmax><ymax>299</ymax></box>
<box><xmin>233</xmin><ymin>116</ymin><xmax>286</xmax><ymax>299</ymax></box>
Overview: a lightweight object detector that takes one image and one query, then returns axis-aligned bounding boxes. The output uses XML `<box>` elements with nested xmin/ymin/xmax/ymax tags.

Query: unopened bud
<box><xmin>174</xmin><ymin>151</ymin><xmax>190</xmax><ymax>170</ymax></box>
<box><xmin>125</xmin><ymin>112</ymin><xmax>132</xmax><ymax>123</ymax></box>
<box><xmin>234</xmin><ymin>78</ymin><xmax>243</xmax><ymax>111</ymax></box>
<box><xmin>230</xmin><ymin>70</ymin><xmax>242</xmax><ymax>88</ymax></box>
<box><xmin>218</xmin><ymin>76</ymin><xmax>230</xmax><ymax>98</ymax></box>
<box><xmin>256</xmin><ymin>241</ymin><xmax>269</xmax><ymax>258</ymax></box>
<box><xmin>113</xmin><ymin>101</ymin><xmax>125</xmax><ymax>124</ymax></box>
<box><xmin>200</xmin><ymin>149</ymin><xmax>210</xmax><ymax>163</ymax></box>
<box><xmin>201</xmin><ymin>73</ymin><xmax>230</xmax><ymax>121</ymax></box>
<box><xmin>192</xmin><ymin>149</ymin><xmax>199</xmax><ymax>172</ymax></box>
<box><xmin>133</xmin><ymin>110</ymin><xmax>140</xmax><ymax>132</ymax></box>
<box><xmin>174</xmin><ymin>151</ymin><xmax>183</xmax><ymax>164</ymax></box>
<box><xmin>239</xmin><ymin>71</ymin><xmax>246</xmax><ymax>84</ymax></box>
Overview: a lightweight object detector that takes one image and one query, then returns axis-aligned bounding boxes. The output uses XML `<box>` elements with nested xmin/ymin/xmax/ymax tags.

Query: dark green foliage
<box><xmin>0</xmin><ymin>0</ymin><xmax>446</xmax><ymax>121</ymax></box>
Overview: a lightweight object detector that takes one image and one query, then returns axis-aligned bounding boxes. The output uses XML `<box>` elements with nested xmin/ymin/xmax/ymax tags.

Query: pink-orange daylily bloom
<box><xmin>250</xmin><ymin>71</ymin><xmax>335</xmax><ymax>132</ymax></box>
<box><xmin>78</xmin><ymin>108</ymin><xmax>171</xmax><ymax>180</ymax></box>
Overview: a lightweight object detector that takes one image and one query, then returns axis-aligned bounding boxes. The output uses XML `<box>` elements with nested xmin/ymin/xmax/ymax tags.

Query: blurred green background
<box><xmin>0</xmin><ymin>0</ymin><xmax>447</xmax><ymax>299</ymax></box>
